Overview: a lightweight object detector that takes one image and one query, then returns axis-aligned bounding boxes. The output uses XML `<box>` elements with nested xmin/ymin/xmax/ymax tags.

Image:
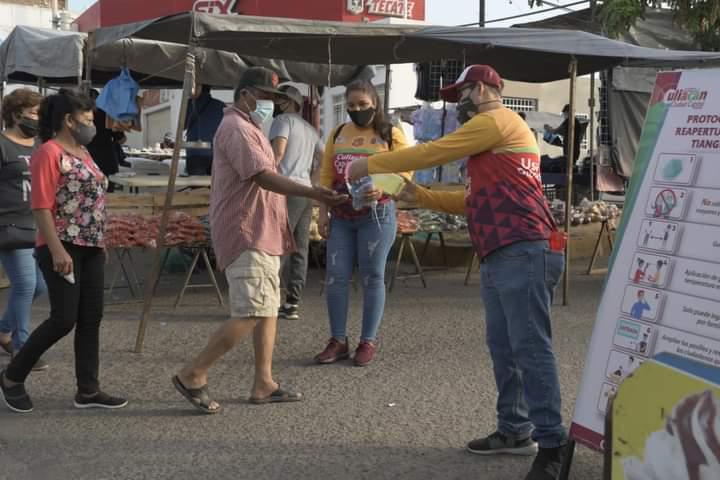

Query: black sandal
<box><xmin>0</xmin><ymin>337</ymin><xmax>12</xmax><ymax>356</ymax></box>
<box><xmin>249</xmin><ymin>385</ymin><xmax>303</xmax><ymax>405</ymax></box>
<box><xmin>172</xmin><ymin>375</ymin><xmax>221</xmax><ymax>414</ymax></box>
<box><xmin>0</xmin><ymin>370</ymin><xmax>33</xmax><ymax>413</ymax></box>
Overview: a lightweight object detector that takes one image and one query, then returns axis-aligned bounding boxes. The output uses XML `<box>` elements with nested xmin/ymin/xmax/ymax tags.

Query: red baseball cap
<box><xmin>440</xmin><ymin>65</ymin><xmax>504</xmax><ymax>103</ymax></box>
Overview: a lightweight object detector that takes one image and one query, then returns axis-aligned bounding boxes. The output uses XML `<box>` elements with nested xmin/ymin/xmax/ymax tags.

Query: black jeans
<box><xmin>186</xmin><ymin>155</ymin><xmax>212</xmax><ymax>176</ymax></box>
<box><xmin>6</xmin><ymin>243</ymin><xmax>105</xmax><ymax>394</ymax></box>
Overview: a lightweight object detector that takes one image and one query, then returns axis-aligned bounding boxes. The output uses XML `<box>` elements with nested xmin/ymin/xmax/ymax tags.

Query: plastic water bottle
<box><xmin>348</xmin><ymin>176</ymin><xmax>377</xmax><ymax>211</ymax></box>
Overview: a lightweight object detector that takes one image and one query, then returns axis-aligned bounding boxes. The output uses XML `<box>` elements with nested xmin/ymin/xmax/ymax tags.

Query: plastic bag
<box><xmin>96</xmin><ymin>68</ymin><xmax>140</xmax><ymax>122</ymax></box>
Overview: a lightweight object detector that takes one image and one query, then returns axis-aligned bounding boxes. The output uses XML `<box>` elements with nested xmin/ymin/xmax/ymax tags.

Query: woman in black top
<box><xmin>0</xmin><ymin>89</ymin><xmax>48</xmax><ymax>368</ymax></box>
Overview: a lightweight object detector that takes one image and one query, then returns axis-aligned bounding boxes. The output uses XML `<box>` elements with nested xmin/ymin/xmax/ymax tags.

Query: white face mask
<box><xmin>250</xmin><ymin>99</ymin><xmax>275</xmax><ymax>128</ymax></box>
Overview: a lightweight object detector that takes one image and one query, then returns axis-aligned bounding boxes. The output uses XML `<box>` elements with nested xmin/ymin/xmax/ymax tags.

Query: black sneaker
<box><xmin>31</xmin><ymin>357</ymin><xmax>49</xmax><ymax>372</ymax></box>
<box><xmin>0</xmin><ymin>370</ymin><xmax>33</xmax><ymax>413</ymax></box>
<box><xmin>524</xmin><ymin>445</ymin><xmax>567</xmax><ymax>480</ymax></box>
<box><xmin>278</xmin><ymin>303</ymin><xmax>299</xmax><ymax>320</ymax></box>
<box><xmin>74</xmin><ymin>391</ymin><xmax>128</xmax><ymax>410</ymax></box>
<box><xmin>10</xmin><ymin>352</ymin><xmax>49</xmax><ymax>372</ymax></box>
<box><xmin>467</xmin><ymin>431</ymin><xmax>538</xmax><ymax>456</ymax></box>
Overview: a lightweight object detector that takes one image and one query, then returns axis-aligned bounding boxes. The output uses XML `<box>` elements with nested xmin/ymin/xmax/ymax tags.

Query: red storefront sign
<box><xmin>75</xmin><ymin>0</ymin><xmax>425</xmax><ymax>32</ymax></box>
<box><xmin>361</xmin><ymin>1</ymin><xmax>417</xmax><ymax>18</ymax></box>
<box><xmin>192</xmin><ymin>0</ymin><xmax>237</xmax><ymax>15</ymax></box>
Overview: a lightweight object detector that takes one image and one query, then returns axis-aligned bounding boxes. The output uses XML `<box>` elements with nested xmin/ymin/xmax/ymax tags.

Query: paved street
<box><xmin>1</xmin><ymin>261</ymin><xmax>607</xmax><ymax>480</ymax></box>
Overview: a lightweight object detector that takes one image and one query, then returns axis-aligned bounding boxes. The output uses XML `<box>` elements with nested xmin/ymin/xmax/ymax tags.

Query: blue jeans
<box><xmin>0</xmin><ymin>248</ymin><xmax>47</xmax><ymax>350</ymax></box>
<box><xmin>480</xmin><ymin>240</ymin><xmax>567</xmax><ymax>449</ymax></box>
<box><xmin>326</xmin><ymin>202</ymin><xmax>397</xmax><ymax>342</ymax></box>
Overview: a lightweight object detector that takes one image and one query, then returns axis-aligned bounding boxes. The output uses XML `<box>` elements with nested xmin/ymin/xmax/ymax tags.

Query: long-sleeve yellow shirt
<box><xmin>368</xmin><ymin>107</ymin><xmax>556</xmax><ymax>258</ymax></box>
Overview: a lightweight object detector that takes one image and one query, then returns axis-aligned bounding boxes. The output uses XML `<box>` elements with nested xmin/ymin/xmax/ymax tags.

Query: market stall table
<box><xmin>109</xmin><ymin>174</ymin><xmax>211</xmax><ymax>193</ymax></box>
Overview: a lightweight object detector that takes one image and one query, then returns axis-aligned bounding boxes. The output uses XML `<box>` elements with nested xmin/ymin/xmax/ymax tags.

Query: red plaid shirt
<box><xmin>209</xmin><ymin>107</ymin><xmax>294</xmax><ymax>270</ymax></box>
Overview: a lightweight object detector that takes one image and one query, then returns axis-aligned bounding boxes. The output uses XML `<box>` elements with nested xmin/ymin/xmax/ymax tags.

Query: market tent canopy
<box><xmin>92</xmin><ymin>12</ymin><xmax>720</xmax><ymax>83</ymax></box>
<box><xmin>410</xmin><ymin>27</ymin><xmax>720</xmax><ymax>83</ymax></box>
<box><xmin>93</xmin><ymin>12</ymin><xmax>426</xmax><ymax>67</ymax></box>
<box><xmin>0</xmin><ymin>26</ymin><xmax>372</xmax><ymax>88</ymax></box>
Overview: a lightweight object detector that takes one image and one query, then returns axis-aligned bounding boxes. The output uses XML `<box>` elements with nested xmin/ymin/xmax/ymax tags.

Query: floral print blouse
<box><xmin>30</xmin><ymin>140</ymin><xmax>107</xmax><ymax>248</ymax></box>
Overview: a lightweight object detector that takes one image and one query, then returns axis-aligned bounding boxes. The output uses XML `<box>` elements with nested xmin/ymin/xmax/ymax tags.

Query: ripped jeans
<box><xmin>326</xmin><ymin>202</ymin><xmax>396</xmax><ymax>342</ymax></box>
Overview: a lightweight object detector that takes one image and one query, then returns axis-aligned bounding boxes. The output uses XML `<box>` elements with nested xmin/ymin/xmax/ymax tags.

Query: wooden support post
<box><xmin>562</xmin><ymin>58</ymin><xmax>578</xmax><ymax>306</ymax></box>
<box><xmin>134</xmin><ymin>42</ymin><xmax>198</xmax><ymax>353</ymax></box>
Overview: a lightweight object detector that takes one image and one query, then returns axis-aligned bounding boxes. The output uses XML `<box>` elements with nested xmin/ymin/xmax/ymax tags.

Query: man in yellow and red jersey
<box><xmin>349</xmin><ymin>65</ymin><xmax>568</xmax><ymax>480</ymax></box>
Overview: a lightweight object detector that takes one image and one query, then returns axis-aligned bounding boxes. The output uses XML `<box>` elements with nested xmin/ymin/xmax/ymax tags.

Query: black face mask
<box><xmin>456</xmin><ymin>97</ymin><xmax>478</xmax><ymax>125</ymax></box>
<box><xmin>70</xmin><ymin>122</ymin><xmax>97</xmax><ymax>146</ymax></box>
<box><xmin>17</xmin><ymin>117</ymin><xmax>39</xmax><ymax>138</ymax></box>
<box><xmin>348</xmin><ymin>108</ymin><xmax>376</xmax><ymax>127</ymax></box>
<box><xmin>457</xmin><ymin>98</ymin><xmax>502</xmax><ymax>125</ymax></box>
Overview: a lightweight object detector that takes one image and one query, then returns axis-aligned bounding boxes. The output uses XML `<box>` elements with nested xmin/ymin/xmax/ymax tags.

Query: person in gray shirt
<box><xmin>270</xmin><ymin>85</ymin><xmax>324</xmax><ymax>320</ymax></box>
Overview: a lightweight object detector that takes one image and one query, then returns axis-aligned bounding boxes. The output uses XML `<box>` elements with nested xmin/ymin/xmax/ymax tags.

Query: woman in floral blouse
<box><xmin>0</xmin><ymin>89</ymin><xmax>127</xmax><ymax>413</ymax></box>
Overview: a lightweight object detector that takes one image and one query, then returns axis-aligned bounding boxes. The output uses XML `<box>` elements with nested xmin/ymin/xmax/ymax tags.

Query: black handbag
<box><xmin>0</xmin><ymin>224</ymin><xmax>36</xmax><ymax>250</ymax></box>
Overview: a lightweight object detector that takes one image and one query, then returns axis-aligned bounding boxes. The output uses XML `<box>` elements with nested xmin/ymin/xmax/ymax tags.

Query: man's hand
<box><xmin>394</xmin><ymin>177</ymin><xmax>418</xmax><ymax>204</ymax></box>
<box><xmin>312</xmin><ymin>186</ymin><xmax>348</xmax><ymax>206</ymax></box>
<box><xmin>364</xmin><ymin>188</ymin><xmax>383</xmax><ymax>202</ymax></box>
<box><xmin>347</xmin><ymin>158</ymin><xmax>369</xmax><ymax>182</ymax></box>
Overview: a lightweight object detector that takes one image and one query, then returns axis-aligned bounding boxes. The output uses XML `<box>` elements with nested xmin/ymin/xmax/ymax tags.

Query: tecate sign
<box><xmin>347</xmin><ymin>0</ymin><xmax>417</xmax><ymax>18</ymax></box>
<box><xmin>193</xmin><ymin>0</ymin><xmax>237</xmax><ymax>15</ymax></box>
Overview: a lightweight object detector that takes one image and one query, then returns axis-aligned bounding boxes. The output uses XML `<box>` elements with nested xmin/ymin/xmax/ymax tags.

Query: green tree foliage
<box><xmin>526</xmin><ymin>1</ymin><xmax>720</xmax><ymax>51</ymax></box>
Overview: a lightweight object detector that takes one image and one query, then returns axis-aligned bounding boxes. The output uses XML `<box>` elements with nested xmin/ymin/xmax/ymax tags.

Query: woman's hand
<box><xmin>318</xmin><ymin>212</ymin><xmax>330</xmax><ymax>239</ymax></box>
<box><xmin>51</xmin><ymin>247</ymin><xmax>73</xmax><ymax>275</ymax></box>
<box><xmin>364</xmin><ymin>188</ymin><xmax>384</xmax><ymax>202</ymax></box>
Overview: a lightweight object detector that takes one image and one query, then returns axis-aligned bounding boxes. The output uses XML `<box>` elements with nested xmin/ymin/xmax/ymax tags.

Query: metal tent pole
<box><xmin>589</xmin><ymin>74</ymin><xmax>596</xmax><ymax>200</ymax></box>
<box><xmin>562</xmin><ymin>58</ymin><xmax>578</xmax><ymax>306</ymax></box>
<box><xmin>134</xmin><ymin>40</ymin><xmax>198</xmax><ymax>353</ymax></box>
<box><xmin>588</xmin><ymin>0</ymin><xmax>598</xmax><ymax>201</ymax></box>
<box><xmin>83</xmin><ymin>31</ymin><xmax>94</xmax><ymax>93</ymax></box>
<box><xmin>384</xmin><ymin>63</ymin><xmax>391</xmax><ymax>113</ymax></box>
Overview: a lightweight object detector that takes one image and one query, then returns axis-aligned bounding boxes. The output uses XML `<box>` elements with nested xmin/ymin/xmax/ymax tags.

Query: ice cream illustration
<box><xmin>624</xmin><ymin>391</ymin><xmax>720</xmax><ymax>480</ymax></box>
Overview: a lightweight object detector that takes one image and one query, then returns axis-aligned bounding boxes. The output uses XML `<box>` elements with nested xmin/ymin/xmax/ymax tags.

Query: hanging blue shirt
<box><xmin>184</xmin><ymin>92</ymin><xmax>226</xmax><ymax>159</ymax></box>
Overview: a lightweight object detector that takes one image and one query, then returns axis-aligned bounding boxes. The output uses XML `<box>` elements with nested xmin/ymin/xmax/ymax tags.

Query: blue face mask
<box><xmin>250</xmin><ymin>99</ymin><xmax>275</xmax><ymax>128</ymax></box>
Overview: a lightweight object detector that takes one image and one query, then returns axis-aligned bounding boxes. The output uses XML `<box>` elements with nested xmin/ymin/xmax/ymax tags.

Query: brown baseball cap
<box><xmin>278</xmin><ymin>85</ymin><xmax>304</xmax><ymax>110</ymax></box>
<box><xmin>440</xmin><ymin>65</ymin><xmax>504</xmax><ymax>103</ymax></box>
<box><xmin>237</xmin><ymin>67</ymin><xmax>282</xmax><ymax>95</ymax></box>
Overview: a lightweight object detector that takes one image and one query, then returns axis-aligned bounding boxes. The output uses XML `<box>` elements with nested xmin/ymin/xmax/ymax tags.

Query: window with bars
<box><xmin>502</xmin><ymin>97</ymin><xmax>538</xmax><ymax>112</ymax></box>
<box><xmin>576</xmin><ymin>113</ymin><xmax>589</xmax><ymax>151</ymax></box>
<box><xmin>332</xmin><ymin>94</ymin><xmax>346</xmax><ymax>127</ymax></box>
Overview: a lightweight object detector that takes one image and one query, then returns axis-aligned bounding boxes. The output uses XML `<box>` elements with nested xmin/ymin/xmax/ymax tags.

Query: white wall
<box><xmin>125</xmin><ymin>88</ymin><xmax>234</xmax><ymax>149</ymax></box>
<box><xmin>0</xmin><ymin>4</ymin><xmax>54</xmax><ymax>36</ymax></box>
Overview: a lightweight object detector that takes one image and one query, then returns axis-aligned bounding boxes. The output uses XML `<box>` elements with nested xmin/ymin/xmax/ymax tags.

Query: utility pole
<box><xmin>479</xmin><ymin>0</ymin><xmax>485</xmax><ymax>27</ymax></box>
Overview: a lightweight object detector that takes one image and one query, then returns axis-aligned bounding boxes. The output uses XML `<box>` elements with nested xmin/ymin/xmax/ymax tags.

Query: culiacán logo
<box><xmin>664</xmin><ymin>88</ymin><xmax>708</xmax><ymax>108</ymax></box>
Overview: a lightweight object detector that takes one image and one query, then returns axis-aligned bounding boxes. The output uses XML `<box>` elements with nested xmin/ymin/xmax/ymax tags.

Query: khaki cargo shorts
<box><xmin>225</xmin><ymin>250</ymin><xmax>281</xmax><ymax>319</ymax></box>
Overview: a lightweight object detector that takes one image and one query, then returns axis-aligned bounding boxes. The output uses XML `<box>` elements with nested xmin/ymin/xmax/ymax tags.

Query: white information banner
<box><xmin>570</xmin><ymin>69</ymin><xmax>720</xmax><ymax>451</ymax></box>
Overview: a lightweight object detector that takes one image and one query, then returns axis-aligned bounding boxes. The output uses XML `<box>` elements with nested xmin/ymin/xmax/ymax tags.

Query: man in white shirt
<box><xmin>270</xmin><ymin>85</ymin><xmax>324</xmax><ymax>320</ymax></box>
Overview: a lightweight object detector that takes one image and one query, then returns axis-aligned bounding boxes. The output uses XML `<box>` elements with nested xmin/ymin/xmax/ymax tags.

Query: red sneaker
<box><xmin>315</xmin><ymin>338</ymin><xmax>350</xmax><ymax>364</ymax></box>
<box><xmin>354</xmin><ymin>341</ymin><xmax>377</xmax><ymax>367</ymax></box>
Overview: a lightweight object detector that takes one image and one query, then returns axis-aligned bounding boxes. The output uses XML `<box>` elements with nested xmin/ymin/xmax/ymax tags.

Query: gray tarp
<box><xmin>0</xmin><ymin>26</ymin><xmax>372</xmax><ymax>88</ymax></box>
<box><xmin>515</xmin><ymin>8</ymin><xmax>701</xmax><ymax>178</ymax></box>
<box><xmin>0</xmin><ymin>26</ymin><xmax>83</xmax><ymax>81</ymax></box>
<box><xmin>93</xmin><ymin>12</ymin><xmax>720</xmax><ymax>83</ymax></box>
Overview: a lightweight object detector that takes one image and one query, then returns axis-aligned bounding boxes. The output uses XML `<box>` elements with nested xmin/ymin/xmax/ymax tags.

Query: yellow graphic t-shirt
<box><xmin>319</xmin><ymin>122</ymin><xmax>410</xmax><ymax>218</ymax></box>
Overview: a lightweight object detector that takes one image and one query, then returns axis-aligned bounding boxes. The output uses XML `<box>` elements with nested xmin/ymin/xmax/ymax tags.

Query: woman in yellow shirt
<box><xmin>315</xmin><ymin>80</ymin><xmax>410</xmax><ymax>367</ymax></box>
